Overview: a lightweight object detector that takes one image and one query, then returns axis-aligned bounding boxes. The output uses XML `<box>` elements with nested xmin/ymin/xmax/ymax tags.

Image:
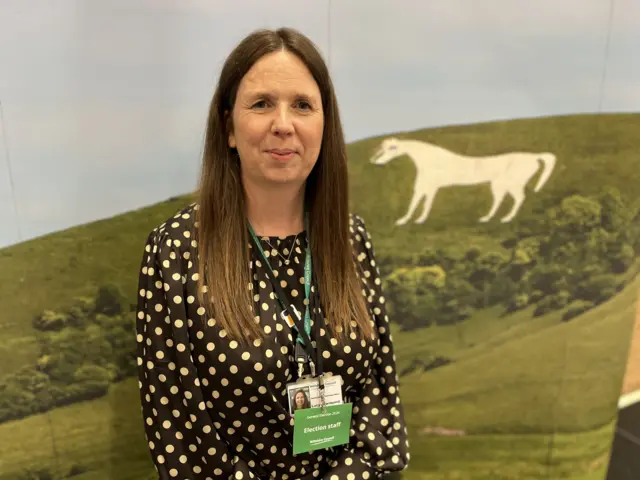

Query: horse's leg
<box><xmin>499</xmin><ymin>159</ymin><xmax>537</xmax><ymax>222</ymax></box>
<box><xmin>479</xmin><ymin>182</ymin><xmax>507</xmax><ymax>223</ymax></box>
<box><xmin>396</xmin><ymin>188</ymin><xmax>425</xmax><ymax>226</ymax></box>
<box><xmin>414</xmin><ymin>187</ymin><xmax>439</xmax><ymax>224</ymax></box>
<box><xmin>501</xmin><ymin>186</ymin><xmax>525</xmax><ymax>223</ymax></box>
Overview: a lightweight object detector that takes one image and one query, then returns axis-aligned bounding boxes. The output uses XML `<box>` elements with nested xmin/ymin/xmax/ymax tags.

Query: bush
<box><xmin>609</xmin><ymin>242</ymin><xmax>635</xmax><ymax>274</ymax></box>
<box><xmin>95</xmin><ymin>283</ymin><xmax>128</xmax><ymax>316</ymax></box>
<box><xmin>575</xmin><ymin>274</ymin><xmax>619</xmax><ymax>305</ymax></box>
<box><xmin>67</xmin><ymin>463</ymin><xmax>90</xmax><ymax>477</ymax></box>
<box><xmin>562</xmin><ymin>300</ymin><xmax>595</xmax><ymax>322</ymax></box>
<box><xmin>0</xmin><ymin>283</ymin><xmax>142</xmax><ymax>425</ymax></box>
<box><xmin>533</xmin><ymin>290</ymin><xmax>571</xmax><ymax>317</ymax></box>
<box><xmin>32</xmin><ymin>310</ymin><xmax>69</xmax><ymax>332</ymax></box>
<box><xmin>528</xmin><ymin>264</ymin><xmax>568</xmax><ymax>297</ymax></box>
<box><xmin>506</xmin><ymin>293</ymin><xmax>529</xmax><ymax>313</ymax></box>
<box><xmin>386</xmin><ymin>265</ymin><xmax>447</xmax><ymax>330</ymax></box>
<box><xmin>19</xmin><ymin>469</ymin><xmax>54</xmax><ymax>480</ymax></box>
<box><xmin>548</xmin><ymin>195</ymin><xmax>602</xmax><ymax>234</ymax></box>
<box><xmin>381</xmin><ymin>187</ymin><xmax>638</xmax><ymax>332</ymax></box>
<box><xmin>73</xmin><ymin>364</ymin><xmax>111</xmax><ymax>399</ymax></box>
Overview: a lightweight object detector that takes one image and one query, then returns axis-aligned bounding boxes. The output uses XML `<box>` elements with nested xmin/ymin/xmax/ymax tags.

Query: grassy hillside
<box><xmin>0</xmin><ymin>266</ymin><xmax>635</xmax><ymax>478</ymax></box>
<box><xmin>405</xmin><ymin>421</ymin><xmax>616</xmax><ymax>480</ymax></box>
<box><xmin>0</xmin><ymin>195</ymin><xmax>194</xmax><ymax>376</ymax></box>
<box><xmin>1</xmin><ymin>113</ymin><xmax>638</xmax><ymax>377</ymax></box>
<box><xmin>348</xmin><ymin>112</ymin><xmax>640</xmax><ymax>255</ymax></box>
<box><xmin>397</xmin><ymin>271</ymin><xmax>639</xmax><ymax>434</ymax></box>
<box><xmin>0</xmin><ymin>376</ymin><xmax>615</xmax><ymax>480</ymax></box>
<box><xmin>0</xmin><ymin>271</ymin><xmax>633</xmax><ymax>479</ymax></box>
<box><xmin>0</xmin><ymin>379</ymin><xmax>153</xmax><ymax>480</ymax></box>
<box><xmin>0</xmin><ymin>112</ymin><xmax>638</xmax><ymax>479</ymax></box>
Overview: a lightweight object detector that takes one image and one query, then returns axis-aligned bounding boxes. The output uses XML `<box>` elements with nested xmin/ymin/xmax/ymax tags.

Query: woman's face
<box><xmin>295</xmin><ymin>391</ymin><xmax>306</xmax><ymax>407</ymax></box>
<box><xmin>228</xmin><ymin>50</ymin><xmax>324</xmax><ymax>192</ymax></box>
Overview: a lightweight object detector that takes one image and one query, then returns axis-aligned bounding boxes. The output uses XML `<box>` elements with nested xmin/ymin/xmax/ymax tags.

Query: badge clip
<box><xmin>280</xmin><ymin>309</ymin><xmax>295</xmax><ymax>328</ymax></box>
<box><xmin>290</xmin><ymin>304</ymin><xmax>302</xmax><ymax>321</ymax></box>
<box><xmin>295</xmin><ymin>342</ymin><xmax>308</xmax><ymax>378</ymax></box>
<box><xmin>280</xmin><ymin>304</ymin><xmax>302</xmax><ymax>329</ymax></box>
<box><xmin>318</xmin><ymin>374</ymin><xmax>327</xmax><ymax>413</ymax></box>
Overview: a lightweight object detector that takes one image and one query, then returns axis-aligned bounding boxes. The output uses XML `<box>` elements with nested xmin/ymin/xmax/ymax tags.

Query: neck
<box><xmin>244</xmin><ymin>182</ymin><xmax>306</xmax><ymax>237</ymax></box>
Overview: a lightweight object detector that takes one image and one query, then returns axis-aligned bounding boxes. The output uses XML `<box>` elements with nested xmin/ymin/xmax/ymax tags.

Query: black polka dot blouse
<box><xmin>135</xmin><ymin>203</ymin><xmax>410</xmax><ymax>479</ymax></box>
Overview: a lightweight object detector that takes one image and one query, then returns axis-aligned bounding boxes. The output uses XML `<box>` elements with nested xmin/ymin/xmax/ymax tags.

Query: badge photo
<box><xmin>286</xmin><ymin>375</ymin><xmax>345</xmax><ymax>416</ymax></box>
<box><xmin>289</xmin><ymin>386</ymin><xmax>312</xmax><ymax>413</ymax></box>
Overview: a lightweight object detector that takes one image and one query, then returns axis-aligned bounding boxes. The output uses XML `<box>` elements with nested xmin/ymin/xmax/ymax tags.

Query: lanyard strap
<box><xmin>247</xmin><ymin>217</ymin><xmax>321</xmax><ymax>376</ymax></box>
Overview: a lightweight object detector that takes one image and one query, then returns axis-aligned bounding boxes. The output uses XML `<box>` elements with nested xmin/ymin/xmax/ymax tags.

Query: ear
<box><xmin>224</xmin><ymin>110</ymin><xmax>236</xmax><ymax>148</ymax></box>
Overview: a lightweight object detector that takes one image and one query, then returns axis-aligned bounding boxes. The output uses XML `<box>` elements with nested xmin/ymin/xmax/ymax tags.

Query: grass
<box><xmin>0</xmin><ymin>379</ymin><xmax>154</xmax><ymax>480</ymax></box>
<box><xmin>0</xmin><ymin>274</ymin><xmax>633</xmax><ymax>479</ymax></box>
<box><xmin>1</xmin><ymin>113</ymin><xmax>639</xmax><ymax>376</ymax></box>
<box><xmin>402</xmin><ymin>421</ymin><xmax>615</xmax><ymax>480</ymax></box>
<box><xmin>0</xmin><ymin>194</ymin><xmax>195</xmax><ymax>376</ymax></box>
<box><xmin>0</xmin><ymin>378</ymin><xmax>618</xmax><ymax>480</ymax></box>
<box><xmin>0</xmin><ymin>112</ymin><xmax>638</xmax><ymax>479</ymax></box>
<box><xmin>347</xmin><ymin>112</ymin><xmax>640</xmax><ymax>256</ymax></box>
<box><xmin>396</xmin><ymin>273</ymin><xmax>639</xmax><ymax>435</ymax></box>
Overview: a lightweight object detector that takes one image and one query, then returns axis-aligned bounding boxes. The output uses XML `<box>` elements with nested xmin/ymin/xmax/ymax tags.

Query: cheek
<box><xmin>234</xmin><ymin>116</ymin><xmax>269</xmax><ymax>147</ymax></box>
<box><xmin>298</xmin><ymin>118</ymin><xmax>324</xmax><ymax>152</ymax></box>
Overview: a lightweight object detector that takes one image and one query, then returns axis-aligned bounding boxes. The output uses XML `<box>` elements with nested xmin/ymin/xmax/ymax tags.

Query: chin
<box><xmin>264</xmin><ymin>170</ymin><xmax>308</xmax><ymax>185</ymax></box>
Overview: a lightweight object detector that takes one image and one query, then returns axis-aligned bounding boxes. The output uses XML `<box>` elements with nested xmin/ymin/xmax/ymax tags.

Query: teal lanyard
<box><xmin>247</xmin><ymin>216</ymin><xmax>312</xmax><ymax>345</ymax></box>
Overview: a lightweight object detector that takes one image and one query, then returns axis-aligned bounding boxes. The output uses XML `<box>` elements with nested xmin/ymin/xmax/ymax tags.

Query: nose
<box><xmin>271</xmin><ymin>104</ymin><xmax>294</xmax><ymax>136</ymax></box>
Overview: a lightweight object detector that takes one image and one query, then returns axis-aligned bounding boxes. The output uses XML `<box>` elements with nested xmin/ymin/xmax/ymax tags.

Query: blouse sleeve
<box><xmin>328</xmin><ymin>216</ymin><xmax>411</xmax><ymax>478</ymax></box>
<box><xmin>135</xmin><ymin>229</ymin><xmax>258</xmax><ymax>480</ymax></box>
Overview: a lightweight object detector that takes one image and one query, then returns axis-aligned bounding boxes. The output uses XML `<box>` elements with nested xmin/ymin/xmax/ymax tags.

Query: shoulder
<box><xmin>142</xmin><ymin>202</ymin><xmax>199</xmax><ymax>257</ymax></box>
<box><xmin>348</xmin><ymin>213</ymin><xmax>378</xmax><ymax>262</ymax></box>
<box><xmin>349</xmin><ymin>212</ymin><xmax>374</xmax><ymax>246</ymax></box>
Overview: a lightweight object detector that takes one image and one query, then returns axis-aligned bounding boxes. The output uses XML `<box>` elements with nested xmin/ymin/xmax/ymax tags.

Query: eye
<box><xmin>295</xmin><ymin>100</ymin><xmax>312</xmax><ymax>110</ymax></box>
<box><xmin>252</xmin><ymin>100</ymin><xmax>269</xmax><ymax>109</ymax></box>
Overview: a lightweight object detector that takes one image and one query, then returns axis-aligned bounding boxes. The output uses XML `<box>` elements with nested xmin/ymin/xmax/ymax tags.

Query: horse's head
<box><xmin>369</xmin><ymin>137</ymin><xmax>404</xmax><ymax>165</ymax></box>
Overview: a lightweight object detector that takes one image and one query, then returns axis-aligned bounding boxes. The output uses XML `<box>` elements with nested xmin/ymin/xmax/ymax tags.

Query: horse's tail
<box><xmin>533</xmin><ymin>153</ymin><xmax>556</xmax><ymax>192</ymax></box>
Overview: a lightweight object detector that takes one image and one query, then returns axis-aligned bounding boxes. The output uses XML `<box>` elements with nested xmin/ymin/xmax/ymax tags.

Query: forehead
<box><xmin>237</xmin><ymin>50</ymin><xmax>321</xmax><ymax>98</ymax></box>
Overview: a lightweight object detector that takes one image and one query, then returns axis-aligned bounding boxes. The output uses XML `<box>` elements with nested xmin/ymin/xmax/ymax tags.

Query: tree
<box><xmin>598</xmin><ymin>187</ymin><xmax>629</xmax><ymax>233</ymax></box>
<box><xmin>95</xmin><ymin>283</ymin><xmax>128</xmax><ymax>316</ymax></box>
<box><xmin>467</xmin><ymin>251</ymin><xmax>508</xmax><ymax>307</ymax></box>
<box><xmin>549</xmin><ymin>195</ymin><xmax>602</xmax><ymax>234</ymax></box>
<box><xmin>32</xmin><ymin>310</ymin><xmax>68</xmax><ymax>332</ymax></box>
<box><xmin>385</xmin><ymin>265</ymin><xmax>446</xmax><ymax>330</ymax></box>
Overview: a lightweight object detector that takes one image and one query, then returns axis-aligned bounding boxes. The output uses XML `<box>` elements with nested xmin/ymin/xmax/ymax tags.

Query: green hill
<box><xmin>397</xmin><ymin>270</ymin><xmax>638</xmax><ymax>434</ymax></box>
<box><xmin>0</xmin><ymin>112</ymin><xmax>638</xmax><ymax>479</ymax></box>
<box><xmin>348</xmin><ymin>112</ymin><xmax>640</xmax><ymax>255</ymax></box>
<box><xmin>0</xmin><ymin>112</ymin><xmax>638</xmax><ymax>378</ymax></box>
<box><xmin>0</xmin><ymin>195</ymin><xmax>194</xmax><ymax>377</ymax></box>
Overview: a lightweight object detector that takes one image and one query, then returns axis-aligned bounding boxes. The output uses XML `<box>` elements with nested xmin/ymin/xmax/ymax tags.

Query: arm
<box><xmin>135</xmin><ymin>229</ymin><xmax>257</xmax><ymax>479</ymax></box>
<box><xmin>328</xmin><ymin>216</ymin><xmax>411</xmax><ymax>478</ymax></box>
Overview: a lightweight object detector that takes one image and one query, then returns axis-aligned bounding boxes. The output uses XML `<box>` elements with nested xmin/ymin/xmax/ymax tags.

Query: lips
<box><xmin>267</xmin><ymin>148</ymin><xmax>297</xmax><ymax>161</ymax></box>
<box><xmin>268</xmin><ymin>149</ymin><xmax>296</xmax><ymax>155</ymax></box>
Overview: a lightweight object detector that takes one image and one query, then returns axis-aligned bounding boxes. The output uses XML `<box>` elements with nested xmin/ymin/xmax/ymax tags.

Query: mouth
<box><xmin>267</xmin><ymin>148</ymin><xmax>297</xmax><ymax>161</ymax></box>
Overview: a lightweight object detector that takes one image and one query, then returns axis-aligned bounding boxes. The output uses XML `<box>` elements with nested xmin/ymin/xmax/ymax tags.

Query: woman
<box><xmin>135</xmin><ymin>27</ymin><xmax>409</xmax><ymax>479</ymax></box>
<box><xmin>292</xmin><ymin>389</ymin><xmax>311</xmax><ymax>412</ymax></box>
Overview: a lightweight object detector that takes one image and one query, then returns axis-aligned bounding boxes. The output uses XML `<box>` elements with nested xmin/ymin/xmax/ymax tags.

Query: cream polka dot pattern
<box><xmin>135</xmin><ymin>203</ymin><xmax>409</xmax><ymax>479</ymax></box>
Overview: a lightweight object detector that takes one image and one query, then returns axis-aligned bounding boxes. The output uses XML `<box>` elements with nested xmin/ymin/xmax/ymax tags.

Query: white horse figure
<box><xmin>369</xmin><ymin>137</ymin><xmax>556</xmax><ymax>225</ymax></box>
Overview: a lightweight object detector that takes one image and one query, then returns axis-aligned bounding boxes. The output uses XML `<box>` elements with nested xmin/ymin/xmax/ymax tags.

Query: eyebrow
<box><xmin>245</xmin><ymin>91</ymin><xmax>318</xmax><ymax>102</ymax></box>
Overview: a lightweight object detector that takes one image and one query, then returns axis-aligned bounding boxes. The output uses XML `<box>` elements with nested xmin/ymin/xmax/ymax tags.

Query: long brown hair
<box><xmin>195</xmin><ymin>27</ymin><xmax>374</xmax><ymax>346</ymax></box>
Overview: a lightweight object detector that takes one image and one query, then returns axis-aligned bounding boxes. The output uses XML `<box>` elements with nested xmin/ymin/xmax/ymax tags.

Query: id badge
<box><xmin>287</xmin><ymin>375</ymin><xmax>351</xmax><ymax>454</ymax></box>
<box><xmin>286</xmin><ymin>375</ymin><xmax>344</xmax><ymax>415</ymax></box>
<box><xmin>293</xmin><ymin>403</ymin><xmax>352</xmax><ymax>454</ymax></box>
